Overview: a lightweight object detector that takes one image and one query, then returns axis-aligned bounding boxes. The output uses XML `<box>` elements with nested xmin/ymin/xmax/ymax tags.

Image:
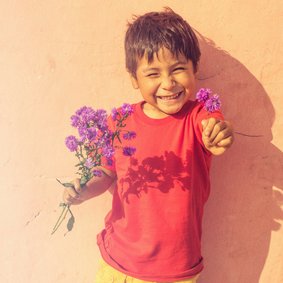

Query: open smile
<box><xmin>157</xmin><ymin>91</ymin><xmax>183</xmax><ymax>101</ymax></box>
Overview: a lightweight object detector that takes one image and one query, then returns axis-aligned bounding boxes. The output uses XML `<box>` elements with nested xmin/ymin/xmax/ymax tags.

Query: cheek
<box><xmin>140</xmin><ymin>81</ymin><xmax>159</xmax><ymax>95</ymax></box>
<box><xmin>183</xmin><ymin>77</ymin><xmax>196</xmax><ymax>90</ymax></box>
<box><xmin>182</xmin><ymin>81</ymin><xmax>196</xmax><ymax>98</ymax></box>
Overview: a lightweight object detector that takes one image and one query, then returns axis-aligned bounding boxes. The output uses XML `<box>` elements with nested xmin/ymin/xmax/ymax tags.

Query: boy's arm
<box><xmin>201</xmin><ymin>118</ymin><xmax>234</xmax><ymax>156</ymax></box>
<box><xmin>62</xmin><ymin>167</ymin><xmax>116</xmax><ymax>204</ymax></box>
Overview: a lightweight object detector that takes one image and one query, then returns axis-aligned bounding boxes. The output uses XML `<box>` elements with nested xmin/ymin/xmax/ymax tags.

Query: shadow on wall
<box><xmin>196</xmin><ymin>33</ymin><xmax>283</xmax><ymax>283</ymax></box>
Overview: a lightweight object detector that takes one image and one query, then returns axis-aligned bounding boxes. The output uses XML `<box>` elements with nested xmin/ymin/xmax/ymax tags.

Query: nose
<box><xmin>160</xmin><ymin>75</ymin><xmax>175</xmax><ymax>90</ymax></box>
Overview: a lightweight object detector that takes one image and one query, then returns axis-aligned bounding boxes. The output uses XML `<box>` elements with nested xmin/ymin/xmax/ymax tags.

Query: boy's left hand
<box><xmin>201</xmin><ymin>118</ymin><xmax>234</xmax><ymax>155</ymax></box>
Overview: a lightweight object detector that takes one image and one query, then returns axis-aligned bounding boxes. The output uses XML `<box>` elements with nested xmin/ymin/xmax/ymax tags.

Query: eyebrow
<box><xmin>142</xmin><ymin>67</ymin><xmax>159</xmax><ymax>73</ymax></box>
<box><xmin>142</xmin><ymin>60</ymin><xmax>188</xmax><ymax>73</ymax></box>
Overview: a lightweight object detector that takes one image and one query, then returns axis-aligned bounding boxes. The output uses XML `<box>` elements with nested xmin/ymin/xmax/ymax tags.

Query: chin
<box><xmin>163</xmin><ymin>108</ymin><xmax>182</xmax><ymax>115</ymax></box>
<box><xmin>167</xmin><ymin>104</ymin><xmax>185</xmax><ymax>113</ymax></box>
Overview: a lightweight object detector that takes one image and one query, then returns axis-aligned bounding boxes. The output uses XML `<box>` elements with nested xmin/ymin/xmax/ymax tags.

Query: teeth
<box><xmin>159</xmin><ymin>92</ymin><xmax>180</xmax><ymax>100</ymax></box>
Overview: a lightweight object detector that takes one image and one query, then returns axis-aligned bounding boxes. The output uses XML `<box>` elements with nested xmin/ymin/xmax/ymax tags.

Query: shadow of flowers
<box><xmin>119</xmin><ymin>150</ymin><xmax>193</xmax><ymax>203</ymax></box>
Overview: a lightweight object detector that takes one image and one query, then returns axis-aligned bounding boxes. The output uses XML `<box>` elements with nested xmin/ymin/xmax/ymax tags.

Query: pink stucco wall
<box><xmin>0</xmin><ymin>1</ymin><xmax>282</xmax><ymax>282</ymax></box>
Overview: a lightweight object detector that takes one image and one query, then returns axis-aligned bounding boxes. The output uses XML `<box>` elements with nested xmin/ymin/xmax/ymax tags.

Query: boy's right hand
<box><xmin>61</xmin><ymin>169</ymin><xmax>116</xmax><ymax>205</ymax></box>
<box><xmin>62</xmin><ymin>178</ymin><xmax>84</xmax><ymax>205</ymax></box>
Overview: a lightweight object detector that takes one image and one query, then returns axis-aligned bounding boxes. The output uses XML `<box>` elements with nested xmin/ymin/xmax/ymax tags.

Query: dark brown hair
<box><xmin>125</xmin><ymin>7</ymin><xmax>201</xmax><ymax>77</ymax></box>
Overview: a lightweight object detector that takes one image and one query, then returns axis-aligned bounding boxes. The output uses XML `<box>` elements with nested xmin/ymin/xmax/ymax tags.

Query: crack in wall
<box><xmin>25</xmin><ymin>210</ymin><xmax>41</xmax><ymax>226</ymax></box>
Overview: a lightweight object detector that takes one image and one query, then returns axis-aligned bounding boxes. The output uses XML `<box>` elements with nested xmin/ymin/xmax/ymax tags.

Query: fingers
<box><xmin>217</xmin><ymin>135</ymin><xmax>234</xmax><ymax>147</ymax></box>
<box><xmin>202</xmin><ymin>118</ymin><xmax>223</xmax><ymax>139</ymax></box>
<box><xmin>63</xmin><ymin>190</ymin><xmax>77</xmax><ymax>204</ymax></box>
<box><xmin>62</xmin><ymin>178</ymin><xmax>82</xmax><ymax>204</ymax></box>
<box><xmin>211</xmin><ymin>126</ymin><xmax>232</xmax><ymax>146</ymax></box>
<box><xmin>202</xmin><ymin>118</ymin><xmax>234</xmax><ymax>148</ymax></box>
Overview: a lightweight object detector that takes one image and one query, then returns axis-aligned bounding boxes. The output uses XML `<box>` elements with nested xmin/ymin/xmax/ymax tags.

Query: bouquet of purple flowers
<box><xmin>52</xmin><ymin>103</ymin><xmax>136</xmax><ymax>234</ymax></box>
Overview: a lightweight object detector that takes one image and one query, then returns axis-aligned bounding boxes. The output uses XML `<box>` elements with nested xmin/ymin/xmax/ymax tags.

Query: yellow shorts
<box><xmin>95</xmin><ymin>259</ymin><xmax>200</xmax><ymax>283</ymax></box>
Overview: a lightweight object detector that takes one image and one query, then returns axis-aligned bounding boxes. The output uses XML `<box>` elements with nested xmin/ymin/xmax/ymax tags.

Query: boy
<box><xmin>63</xmin><ymin>7</ymin><xmax>233</xmax><ymax>283</ymax></box>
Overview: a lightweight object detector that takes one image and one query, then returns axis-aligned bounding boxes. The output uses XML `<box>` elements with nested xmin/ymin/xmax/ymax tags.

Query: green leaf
<box><xmin>63</xmin><ymin>182</ymin><xmax>74</xmax><ymax>188</ymax></box>
<box><xmin>75</xmin><ymin>162</ymin><xmax>84</xmax><ymax>167</ymax></box>
<box><xmin>56</xmin><ymin>179</ymin><xmax>74</xmax><ymax>188</ymax></box>
<box><xmin>56</xmin><ymin>178</ymin><xmax>74</xmax><ymax>188</ymax></box>
<box><xmin>67</xmin><ymin>215</ymin><xmax>75</xmax><ymax>232</ymax></box>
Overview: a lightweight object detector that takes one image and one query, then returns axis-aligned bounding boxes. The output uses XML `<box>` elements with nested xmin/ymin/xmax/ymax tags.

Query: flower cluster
<box><xmin>111</xmin><ymin>103</ymin><xmax>134</xmax><ymax>124</ymax></box>
<box><xmin>196</xmin><ymin>88</ymin><xmax>221</xmax><ymax>112</ymax></box>
<box><xmin>64</xmin><ymin>104</ymin><xmax>136</xmax><ymax>186</ymax></box>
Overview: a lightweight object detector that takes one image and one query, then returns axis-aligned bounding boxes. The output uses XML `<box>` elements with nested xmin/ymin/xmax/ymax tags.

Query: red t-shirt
<box><xmin>97</xmin><ymin>100</ymin><xmax>223</xmax><ymax>281</ymax></box>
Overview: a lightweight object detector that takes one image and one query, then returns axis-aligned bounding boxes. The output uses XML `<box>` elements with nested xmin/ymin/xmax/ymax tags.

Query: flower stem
<box><xmin>234</xmin><ymin>131</ymin><xmax>263</xmax><ymax>137</ymax></box>
<box><xmin>51</xmin><ymin>203</ymin><xmax>70</xmax><ymax>235</ymax></box>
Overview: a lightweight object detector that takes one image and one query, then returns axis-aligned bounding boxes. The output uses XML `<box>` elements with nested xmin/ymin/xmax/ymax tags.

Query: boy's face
<box><xmin>131</xmin><ymin>48</ymin><xmax>197</xmax><ymax>118</ymax></box>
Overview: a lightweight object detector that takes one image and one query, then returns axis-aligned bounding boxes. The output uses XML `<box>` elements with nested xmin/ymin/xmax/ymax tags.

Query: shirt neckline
<box><xmin>134</xmin><ymin>100</ymin><xmax>195</xmax><ymax>125</ymax></box>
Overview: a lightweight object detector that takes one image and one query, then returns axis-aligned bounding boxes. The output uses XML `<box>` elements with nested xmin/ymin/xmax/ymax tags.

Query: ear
<box><xmin>130</xmin><ymin>75</ymin><xmax>139</xmax><ymax>89</ymax></box>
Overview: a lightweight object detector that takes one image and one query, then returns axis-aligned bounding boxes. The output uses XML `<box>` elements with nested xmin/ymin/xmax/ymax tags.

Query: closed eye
<box><xmin>173</xmin><ymin>67</ymin><xmax>185</xmax><ymax>72</ymax></box>
<box><xmin>146</xmin><ymin>73</ymin><xmax>159</xmax><ymax>77</ymax></box>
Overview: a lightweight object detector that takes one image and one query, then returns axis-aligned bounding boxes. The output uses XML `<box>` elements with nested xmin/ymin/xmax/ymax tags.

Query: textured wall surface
<box><xmin>0</xmin><ymin>1</ymin><xmax>282</xmax><ymax>282</ymax></box>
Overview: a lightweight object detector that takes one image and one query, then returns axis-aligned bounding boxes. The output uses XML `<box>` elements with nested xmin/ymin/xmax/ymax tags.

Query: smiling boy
<box><xmin>131</xmin><ymin>48</ymin><xmax>196</xmax><ymax>119</ymax></box>
<box><xmin>63</xmin><ymin>7</ymin><xmax>233</xmax><ymax>283</ymax></box>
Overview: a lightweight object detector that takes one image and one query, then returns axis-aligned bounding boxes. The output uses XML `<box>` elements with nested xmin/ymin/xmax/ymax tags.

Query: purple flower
<box><xmin>78</xmin><ymin>136</ymin><xmax>86</xmax><ymax>143</ymax></box>
<box><xmin>111</xmin><ymin>108</ymin><xmax>119</xmax><ymax>121</ymax></box>
<box><xmin>196</xmin><ymin>88</ymin><xmax>212</xmax><ymax>103</ymax></box>
<box><xmin>74</xmin><ymin>106</ymin><xmax>100</xmax><ymax>129</ymax></box>
<box><xmin>78</xmin><ymin>126</ymin><xmax>88</xmax><ymax>140</ymax></box>
<box><xmin>65</xmin><ymin>135</ymin><xmax>79</xmax><ymax>152</ymax></box>
<box><xmin>95</xmin><ymin>109</ymin><xmax>107</xmax><ymax>121</ymax></box>
<box><xmin>94</xmin><ymin>109</ymin><xmax>108</xmax><ymax>130</ymax></box>
<box><xmin>123</xmin><ymin>131</ymin><xmax>136</xmax><ymax>140</ymax></box>
<box><xmin>106</xmin><ymin>158</ymin><xmax>113</xmax><ymax>166</ymax></box>
<box><xmin>92</xmin><ymin>169</ymin><xmax>103</xmax><ymax>177</ymax></box>
<box><xmin>75</xmin><ymin>106</ymin><xmax>88</xmax><ymax>116</ymax></box>
<box><xmin>95</xmin><ymin>131</ymin><xmax>112</xmax><ymax>148</ymax></box>
<box><xmin>102</xmin><ymin>146</ymin><xmax>115</xmax><ymax>159</ymax></box>
<box><xmin>81</xmin><ymin>107</ymin><xmax>96</xmax><ymax>125</ymax></box>
<box><xmin>71</xmin><ymin>115</ymin><xmax>80</xmax><ymax>128</ymax></box>
<box><xmin>122</xmin><ymin>146</ymin><xmax>136</xmax><ymax>156</ymax></box>
<box><xmin>204</xmin><ymin>94</ymin><xmax>221</xmax><ymax>112</ymax></box>
<box><xmin>84</xmin><ymin>157</ymin><xmax>94</xmax><ymax>169</ymax></box>
<box><xmin>121</xmin><ymin>103</ymin><xmax>134</xmax><ymax>116</ymax></box>
<box><xmin>86</xmin><ymin>127</ymin><xmax>97</xmax><ymax>140</ymax></box>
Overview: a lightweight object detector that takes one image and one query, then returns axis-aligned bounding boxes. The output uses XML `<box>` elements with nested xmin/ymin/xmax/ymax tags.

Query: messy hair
<box><xmin>125</xmin><ymin>7</ymin><xmax>201</xmax><ymax>77</ymax></box>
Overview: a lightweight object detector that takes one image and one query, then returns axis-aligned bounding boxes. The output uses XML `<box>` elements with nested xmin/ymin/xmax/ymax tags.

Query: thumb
<box><xmin>73</xmin><ymin>178</ymin><xmax>83</xmax><ymax>193</ymax></box>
